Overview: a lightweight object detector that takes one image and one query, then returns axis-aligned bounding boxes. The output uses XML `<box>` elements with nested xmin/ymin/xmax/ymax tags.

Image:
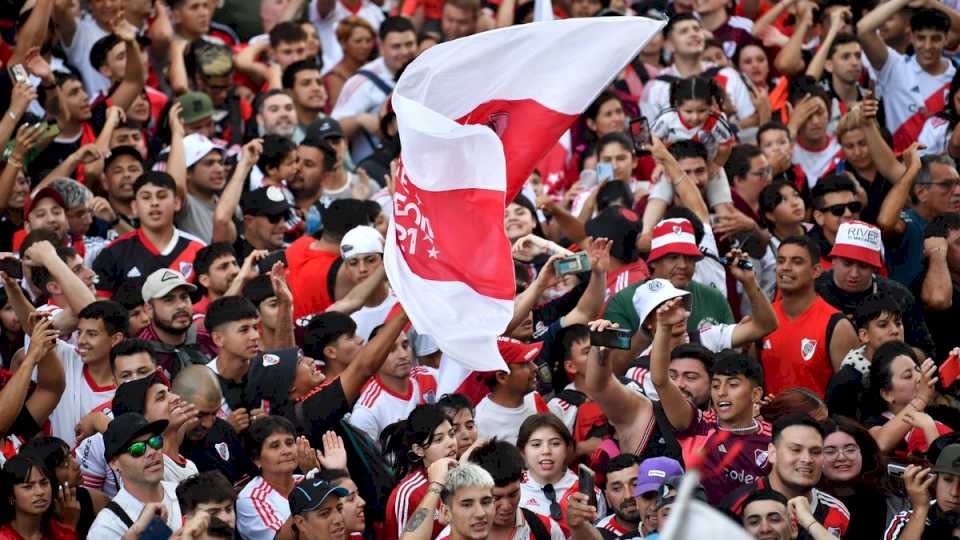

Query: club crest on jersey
<box><xmin>262</xmin><ymin>353</ymin><xmax>280</xmax><ymax>367</ymax></box>
<box><xmin>215</xmin><ymin>442</ymin><xmax>229</xmax><ymax>461</ymax></box>
<box><xmin>179</xmin><ymin>262</ymin><xmax>194</xmax><ymax>279</ymax></box>
<box><xmin>800</xmin><ymin>338</ymin><xmax>818</xmax><ymax>361</ymax></box>
<box><xmin>423</xmin><ymin>390</ymin><xmax>436</xmax><ymax>404</ymax></box>
<box><xmin>755</xmin><ymin>449</ymin><xmax>769</xmax><ymax>468</ymax></box>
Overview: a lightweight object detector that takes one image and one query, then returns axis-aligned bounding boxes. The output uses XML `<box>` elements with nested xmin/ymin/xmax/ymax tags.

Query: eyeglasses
<box><xmin>542</xmin><ymin>483</ymin><xmax>562</xmax><ymax>521</ymax></box>
<box><xmin>818</xmin><ymin>201</ymin><xmax>862</xmax><ymax>217</ymax></box>
<box><xmin>920</xmin><ymin>180</ymin><xmax>960</xmax><ymax>191</ymax></box>
<box><xmin>125</xmin><ymin>435</ymin><xmax>163</xmax><ymax>458</ymax></box>
<box><xmin>264</xmin><ymin>213</ymin><xmax>286</xmax><ymax>224</ymax></box>
<box><xmin>822</xmin><ymin>444</ymin><xmax>860</xmax><ymax>459</ymax></box>
<box><xmin>748</xmin><ymin>166</ymin><xmax>772</xmax><ymax>178</ymax></box>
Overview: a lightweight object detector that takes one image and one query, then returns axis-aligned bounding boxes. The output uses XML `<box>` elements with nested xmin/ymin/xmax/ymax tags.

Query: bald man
<box><xmin>175</xmin><ymin>366</ymin><xmax>258</xmax><ymax>484</ymax></box>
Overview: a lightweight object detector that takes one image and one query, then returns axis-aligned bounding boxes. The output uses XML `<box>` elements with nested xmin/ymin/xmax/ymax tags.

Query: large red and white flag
<box><xmin>385</xmin><ymin>18</ymin><xmax>665</xmax><ymax>373</ymax></box>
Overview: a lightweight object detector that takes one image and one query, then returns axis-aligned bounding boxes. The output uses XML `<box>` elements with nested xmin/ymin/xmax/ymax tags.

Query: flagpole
<box><xmin>658</xmin><ymin>469</ymin><xmax>701</xmax><ymax>540</ymax></box>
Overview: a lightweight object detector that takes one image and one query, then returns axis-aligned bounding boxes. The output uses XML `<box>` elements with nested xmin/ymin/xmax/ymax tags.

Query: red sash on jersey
<box><xmin>892</xmin><ymin>82</ymin><xmax>950</xmax><ymax>152</ymax></box>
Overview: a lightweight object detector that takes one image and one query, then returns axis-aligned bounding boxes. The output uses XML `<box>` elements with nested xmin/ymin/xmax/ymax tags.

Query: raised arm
<box><xmin>877</xmin><ymin>143</ymin><xmax>921</xmax><ymax>246</ymax></box>
<box><xmin>728</xmin><ymin>250</ymin><xmax>779</xmax><ymax>347</ymax></box>
<box><xmin>752</xmin><ymin>0</ymin><xmax>796</xmax><ymax>39</ymax></box>
<box><xmin>167</xmin><ymin>103</ymin><xmax>188</xmax><ymax>201</ymax></box>
<box><xmin>326</xmin><ymin>266</ymin><xmax>388</xmax><ymax>315</ymax></box>
<box><xmin>108</xmin><ymin>20</ymin><xmax>146</xmax><ymax>111</ymax></box>
<box><xmin>340</xmin><ymin>308</ymin><xmax>409</xmax><ymax>403</ymax></box>
<box><xmin>270</xmin><ymin>263</ymin><xmax>296</xmax><ymax>348</ymax></box>
<box><xmin>25</xmin><ymin>240</ymin><xmax>96</xmax><ymax>315</ymax></box>
<box><xmin>806</xmin><ymin>8</ymin><xmax>848</xmax><ymax>80</ymax></box>
<box><xmin>857</xmin><ymin>0</ymin><xmax>911</xmax><ymax>70</ymax></box>
<box><xmin>0</xmin><ymin>121</ymin><xmax>43</xmax><ymax>212</ymax></box>
<box><xmin>168</xmin><ymin>40</ymin><xmax>191</xmax><ymax>96</ymax></box>
<box><xmin>561</xmin><ymin>238</ymin><xmax>610</xmax><ymax>326</ymax></box>
<box><xmin>213</xmin><ymin>139</ymin><xmax>262</xmax><ymax>244</ymax></box>
<box><xmin>9</xmin><ymin>0</ymin><xmax>53</xmax><ymax>66</ymax></box>
<box><xmin>234</xmin><ymin>40</ymin><xmax>271</xmax><ymax>84</ymax></box>
<box><xmin>0</xmin><ymin>316</ymin><xmax>56</xmax><ymax>435</ymax></box>
<box><xmin>860</xmin><ymin>99</ymin><xmax>907</xmax><ymax>180</ymax></box>
<box><xmin>399</xmin><ymin>459</ymin><xmax>456</xmax><ymax>540</ymax></box>
<box><xmin>870</xmin><ymin>358</ymin><xmax>938</xmax><ymax>453</ymax></box>
<box><xmin>921</xmin><ymin>236</ymin><xmax>953</xmax><ymax>310</ymax></box>
<box><xmin>774</xmin><ymin>1</ymin><xmax>815</xmax><ymax>76</ymax></box>
<box><xmin>504</xmin><ymin>253</ymin><xmax>562</xmax><ymax>335</ymax></box>
<box><xmin>25</xmin><ymin>316</ymin><xmax>66</xmax><ymax>430</ymax></box>
<box><xmin>648</xmin><ymin>298</ymin><xmax>696</xmax><ymax>431</ymax></box>
<box><xmin>651</xmin><ymin>137</ymin><xmax>709</xmax><ymax>223</ymax></box>
<box><xmin>583</xmin><ymin>320</ymin><xmax>653</xmax><ymax>430</ymax></box>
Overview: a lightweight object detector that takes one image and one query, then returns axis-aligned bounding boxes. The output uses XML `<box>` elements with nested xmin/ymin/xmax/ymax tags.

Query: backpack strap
<box><xmin>556</xmin><ymin>389</ymin><xmax>587</xmax><ymax>406</ymax></box>
<box><xmin>106</xmin><ymin>501</ymin><xmax>135</xmax><ymax>528</ymax></box>
<box><xmin>521</xmin><ymin>507</ymin><xmax>552</xmax><ymax>540</ymax></box>
<box><xmin>356</xmin><ymin>69</ymin><xmax>394</xmax><ymax>95</ymax></box>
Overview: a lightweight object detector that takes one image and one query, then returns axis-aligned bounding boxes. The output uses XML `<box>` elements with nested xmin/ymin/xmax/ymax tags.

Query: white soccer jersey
<box><xmin>651</xmin><ymin>109</ymin><xmax>736</xmax><ymax>160</ymax></box>
<box><xmin>331</xmin><ymin>56</ymin><xmax>395</xmax><ymax>161</ymax></box>
<box><xmin>792</xmin><ymin>137</ymin><xmax>843</xmax><ymax>188</ymax></box>
<box><xmin>48</xmin><ymin>340</ymin><xmax>116</xmax><ymax>442</ymax></box>
<box><xmin>520</xmin><ymin>470</ymin><xmax>607</xmax><ymax>520</ymax></box>
<box><xmin>349</xmin><ymin>367</ymin><xmax>438</xmax><ymax>443</ymax></box>
<box><xmin>237</xmin><ymin>475</ymin><xmax>303</xmax><ymax>540</ymax></box>
<box><xmin>918</xmin><ymin>115</ymin><xmax>950</xmax><ymax>157</ymax></box>
<box><xmin>640</xmin><ymin>64</ymin><xmax>756</xmax><ymax>125</ymax></box>
<box><xmin>873</xmin><ymin>47</ymin><xmax>955</xmax><ymax>151</ymax></box>
<box><xmin>351</xmin><ymin>295</ymin><xmax>398</xmax><ymax>343</ymax></box>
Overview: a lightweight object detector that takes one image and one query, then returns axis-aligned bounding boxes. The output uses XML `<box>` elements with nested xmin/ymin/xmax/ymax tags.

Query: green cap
<box><xmin>934</xmin><ymin>444</ymin><xmax>960</xmax><ymax>475</ymax></box>
<box><xmin>176</xmin><ymin>92</ymin><xmax>214</xmax><ymax>124</ymax></box>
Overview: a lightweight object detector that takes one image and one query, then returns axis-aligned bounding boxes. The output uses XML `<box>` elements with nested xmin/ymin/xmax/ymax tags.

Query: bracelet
<box><xmin>672</xmin><ymin>173</ymin><xmax>689</xmax><ymax>187</ymax></box>
<box><xmin>429</xmin><ymin>481</ymin><xmax>445</xmax><ymax>491</ymax></box>
<box><xmin>6</xmin><ymin>158</ymin><xmax>22</xmax><ymax>169</ymax></box>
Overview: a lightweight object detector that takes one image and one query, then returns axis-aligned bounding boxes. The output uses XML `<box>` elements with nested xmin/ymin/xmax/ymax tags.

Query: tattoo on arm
<box><xmin>404</xmin><ymin>508</ymin><xmax>429</xmax><ymax>532</ymax></box>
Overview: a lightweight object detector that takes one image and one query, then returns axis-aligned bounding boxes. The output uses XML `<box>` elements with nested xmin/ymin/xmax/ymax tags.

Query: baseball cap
<box><xmin>103</xmin><ymin>413</ymin><xmax>168</xmax><ymax>462</ymax></box>
<box><xmin>112</xmin><ymin>372</ymin><xmax>169</xmax><ymax>417</ymax></box>
<box><xmin>648</xmin><ymin>218</ymin><xmax>703</xmax><ymax>263</ymax></box>
<box><xmin>829</xmin><ymin>220</ymin><xmax>884</xmax><ymax>270</ymax></box>
<box><xmin>245</xmin><ymin>347</ymin><xmax>300</xmax><ymax>408</ymax></box>
<box><xmin>241</xmin><ymin>186</ymin><xmax>292</xmax><ymax>218</ymax></box>
<box><xmin>585</xmin><ymin>207</ymin><xmax>641</xmax><ymax>263</ymax></box>
<box><xmin>631</xmin><ymin>278</ymin><xmax>691</xmax><ymax>330</ymax></box>
<box><xmin>104</xmin><ymin>145</ymin><xmax>145</xmax><ymax>170</ymax></box>
<box><xmin>635</xmin><ymin>457</ymin><xmax>684</xmax><ymax>496</ymax></box>
<box><xmin>183</xmin><ymin>133</ymin><xmax>224</xmax><ymax>168</ymax></box>
<box><xmin>340</xmin><ymin>226</ymin><xmax>384</xmax><ymax>259</ymax></box>
<box><xmin>306</xmin><ymin>117</ymin><xmax>344</xmax><ymax>141</ymax></box>
<box><xmin>934</xmin><ymin>443</ymin><xmax>960</xmax><ymax>475</ymax></box>
<box><xmin>176</xmin><ymin>92</ymin><xmax>215</xmax><ymax>124</ymax></box>
<box><xmin>497</xmin><ymin>336</ymin><xmax>543</xmax><ymax>365</ymax></box>
<box><xmin>289</xmin><ymin>478</ymin><xmax>349</xmax><ymax>516</ymax></box>
<box><xmin>655</xmin><ymin>474</ymin><xmax>707</xmax><ymax>508</ymax></box>
<box><xmin>141</xmin><ymin>268</ymin><xmax>197</xmax><ymax>302</ymax></box>
<box><xmin>24</xmin><ymin>187</ymin><xmax>66</xmax><ymax>217</ymax></box>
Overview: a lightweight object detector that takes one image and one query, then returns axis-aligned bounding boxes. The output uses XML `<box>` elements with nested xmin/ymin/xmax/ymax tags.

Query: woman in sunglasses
<box><xmin>517</xmin><ymin>414</ymin><xmax>606</xmax><ymax>535</ymax></box>
<box><xmin>0</xmin><ymin>455</ymin><xmax>79</xmax><ymax>540</ymax></box>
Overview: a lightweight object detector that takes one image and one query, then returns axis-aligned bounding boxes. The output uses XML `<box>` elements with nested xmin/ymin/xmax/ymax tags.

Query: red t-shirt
<box><xmin>761</xmin><ymin>296</ymin><xmax>843</xmax><ymax>398</ymax></box>
<box><xmin>286</xmin><ymin>236</ymin><xmax>340</xmax><ymax>319</ymax></box>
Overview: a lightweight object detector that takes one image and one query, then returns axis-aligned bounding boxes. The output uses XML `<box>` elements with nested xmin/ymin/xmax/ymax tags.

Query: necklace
<box><xmin>720</xmin><ymin>419</ymin><xmax>759</xmax><ymax>434</ymax></box>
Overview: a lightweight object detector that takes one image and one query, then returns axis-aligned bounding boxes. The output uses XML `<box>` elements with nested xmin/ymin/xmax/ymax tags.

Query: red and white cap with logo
<box><xmin>829</xmin><ymin>220</ymin><xmax>883</xmax><ymax>269</ymax></box>
<box><xmin>648</xmin><ymin>218</ymin><xmax>702</xmax><ymax>262</ymax></box>
<box><xmin>496</xmin><ymin>336</ymin><xmax>543</xmax><ymax>365</ymax></box>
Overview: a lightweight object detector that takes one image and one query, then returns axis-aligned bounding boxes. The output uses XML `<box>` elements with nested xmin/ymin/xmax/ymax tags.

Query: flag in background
<box><xmin>385</xmin><ymin>18</ymin><xmax>666</xmax><ymax>374</ymax></box>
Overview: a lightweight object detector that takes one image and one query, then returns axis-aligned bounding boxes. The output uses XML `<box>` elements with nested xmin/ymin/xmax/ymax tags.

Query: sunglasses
<box><xmin>264</xmin><ymin>213</ymin><xmax>287</xmax><ymax>224</ymax></box>
<box><xmin>818</xmin><ymin>201</ymin><xmax>862</xmax><ymax>217</ymax></box>
<box><xmin>126</xmin><ymin>435</ymin><xmax>163</xmax><ymax>458</ymax></box>
<box><xmin>542</xmin><ymin>483</ymin><xmax>562</xmax><ymax>521</ymax></box>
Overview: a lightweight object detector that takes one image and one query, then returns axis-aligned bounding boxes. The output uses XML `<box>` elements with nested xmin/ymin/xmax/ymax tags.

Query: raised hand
<box><xmin>9</xmin><ymin>81</ymin><xmax>38</xmax><ymax>116</ymax></box>
<box><xmin>241</xmin><ymin>138</ymin><xmax>264</xmax><ymax>167</ymax></box>
<box><xmin>585</xmin><ymin>237</ymin><xmax>612</xmax><ymax>273</ymax></box>
<box><xmin>317</xmin><ymin>431</ymin><xmax>348</xmax><ymax>470</ymax></box>
<box><xmin>655</xmin><ymin>297</ymin><xmax>689</xmax><ymax>330</ymax></box>
<box><xmin>296</xmin><ymin>435</ymin><xmax>322</xmax><ymax>472</ymax></box>
<box><xmin>168</xmin><ymin>102</ymin><xmax>185</xmax><ymax>137</ymax></box>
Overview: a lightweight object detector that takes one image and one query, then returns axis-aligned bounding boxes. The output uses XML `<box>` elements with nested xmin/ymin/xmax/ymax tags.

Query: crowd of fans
<box><xmin>3</xmin><ymin>0</ymin><xmax>960</xmax><ymax>538</ymax></box>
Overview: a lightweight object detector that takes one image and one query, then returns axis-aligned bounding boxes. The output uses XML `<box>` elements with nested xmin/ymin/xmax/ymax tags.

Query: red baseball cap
<box><xmin>497</xmin><ymin>336</ymin><xmax>543</xmax><ymax>365</ymax></box>
<box><xmin>648</xmin><ymin>218</ymin><xmax>702</xmax><ymax>262</ymax></box>
<box><xmin>829</xmin><ymin>220</ymin><xmax>884</xmax><ymax>270</ymax></box>
<box><xmin>23</xmin><ymin>187</ymin><xmax>66</xmax><ymax>217</ymax></box>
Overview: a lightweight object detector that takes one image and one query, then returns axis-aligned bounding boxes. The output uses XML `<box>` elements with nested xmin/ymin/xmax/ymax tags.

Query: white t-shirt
<box><xmin>792</xmin><ymin>137</ymin><xmax>843</xmax><ymax>188</ymax></box>
<box><xmin>640</xmin><ymin>63</ymin><xmax>756</xmax><ymax>125</ymax></box>
<box><xmin>918</xmin><ymin>115</ymin><xmax>950</xmax><ymax>157</ymax></box>
<box><xmin>474</xmin><ymin>392</ymin><xmax>546</xmax><ymax>445</ymax></box>
<box><xmin>62</xmin><ymin>13</ymin><xmax>111</xmax><ymax>97</ymax></box>
<box><xmin>48</xmin><ymin>340</ymin><xmax>116</xmax><ymax>442</ymax></box>
<box><xmin>331</xmin><ymin>57</ymin><xmax>395</xmax><ymax>161</ymax></box>
<box><xmin>351</xmin><ymin>294</ymin><xmax>398</xmax><ymax>343</ymax></box>
<box><xmin>87</xmin><ymin>481</ymin><xmax>182</xmax><ymax>538</ymax></box>
<box><xmin>77</xmin><ymin>432</ymin><xmax>199</xmax><ymax>498</ymax></box>
<box><xmin>237</xmin><ymin>475</ymin><xmax>303</xmax><ymax>540</ymax></box>
<box><xmin>873</xmin><ymin>47</ymin><xmax>955</xmax><ymax>150</ymax></box>
<box><xmin>309</xmin><ymin>0</ymin><xmax>385</xmax><ymax>76</ymax></box>
<box><xmin>349</xmin><ymin>367</ymin><xmax>438</xmax><ymax>443</ymax></box>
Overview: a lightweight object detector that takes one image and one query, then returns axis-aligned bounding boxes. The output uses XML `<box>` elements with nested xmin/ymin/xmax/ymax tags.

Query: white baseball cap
<box><xmin>183</xmin><ymin>133</ymin><xmax>223</xmax><ymax>168</ymax></box>
<box><xmin>142</xmin><ymin>268</ymin><xmax>197</xmax><ymax>301</ymax></box>
<box><xmin>632</xmin><ymin>278</ymin><xmax>691</xmax><ymax>329</ymax></box>
<box><xmin>340</xmin><ymin>226</ymin><xmax>384</xmax><ymax>259</ymax></box>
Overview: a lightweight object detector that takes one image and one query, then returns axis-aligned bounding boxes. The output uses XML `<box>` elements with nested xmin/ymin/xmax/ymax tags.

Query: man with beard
<box><xmin>137</xmin><ymin>268</ymin><xmax>217</xmax><ymax>379</ymax></box>
<box><xmin>88</xmin><ymin>413</ymin><xmax>183</xmax><ymax>537</ymax></box>
<box><xmin>724</xmin><ymin>415</ymin><xmax>850</xmax><ymax>539</ymax></box>
<box><xmin>174</xmin><ymin>133</ymin><xmax>228</xmax><ymax>244</ymax></box>
<box><xmin>296</xmin><ymin>135</ymin><xmax>337</xmax><ymax>232</ymax></box>
<box><xmin>595</xmin><ymin>455</ymin><xmax>646</xmax><ymax>537</ymax></box>
<box><xmin>283</xmin><ymin>60</ymin><xmax>327</xmax><ymax>129</ymax></box>
<box><xmin>464</xmin><ymin>439</ymin><xmax>566</xmax><ymax>539</ymax></box>
<box><xmin>306</xmin><ymin>119</ymin><xmax>379</xmax><ymax>206</ymax></box>
<box><xmin>257</xmin><ymin>90</ymin><xmax>302</xmax><ymax>141</ymax></box>
<box><xmin>174</xmin><ymin>365</ymin><xmax>258</xmax><ymax>486</ymax></box>
<box><xmin>93</xmin><ymin>172</ymin><xmax>206</xmax><ymax>297</ymax></box>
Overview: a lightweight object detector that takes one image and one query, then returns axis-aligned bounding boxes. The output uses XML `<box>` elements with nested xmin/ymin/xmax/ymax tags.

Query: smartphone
<box><xmin>578</xmin><ymin>169</ymin><xmax>599</xmax><ymax>189</ymax></box>
<box><xmin>630</xmin><ymin>117</ymin><xmax>652</xmax><ymax>151</ymax></box>
<box><xmin>578</xmin><ymin>464</ymin><xmax>597</xmax><ymax>507</ymax></box>
<box><xmin>887</xmin><ymin>464</ymin><xmax>906</xmax><ymax>478</ymax></box>
<box><xmin>140</xmin><ymin>516</ymin><xmax>173</xmax><ymax>540</ymax></box>
<box><xmin>597</xmin><ymin>162</ymin><xmax>614</xmax><ymax>183</ymax></box>
<box><xmin>717</xmin><ymin>256</ymin><xmax>754</xmax><ymax>270</ymax></box>
<box><xmin>553</xmin><ymin>252</ymin><xmax>590</xmax><ymax>276</ymax></box>
<box><xmin>590</xmin><ymin>327</ymin><xmax>632</xmax><ymax>350</ymax></box>
<box><xmin>43</xmin><ymin>122</ymin><xmax>59</xmax><ymax>140</ymax></box>
<box><xmin>257</xmin><ymin>250</ymin><xmax>287</xmax><ymax>275</ymax></box>
<box><xmin>9</xmin><ymin>64</ymin><xmax>28</xmax><ymax>84</ymax></box>
<box><xmin>0</xmin><ymin>258</ymin><xmax>23</xmax><ymax>279</ymax></box>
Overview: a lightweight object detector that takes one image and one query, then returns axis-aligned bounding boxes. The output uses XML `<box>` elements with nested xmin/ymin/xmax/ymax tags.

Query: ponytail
<box><xmin>669</xmin><ymin>75</ymin><xmax>725</xmax><ymax>112</ymax></box>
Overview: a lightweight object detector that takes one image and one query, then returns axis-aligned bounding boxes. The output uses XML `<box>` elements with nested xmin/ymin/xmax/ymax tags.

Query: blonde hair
<box><xmin>836</xmin><ymin>108</ymin><xmax>864</xmax><ymax>142</ymax></box>
<box><xmin>335</xmin><ymin>16</ymin><xmax>375</xmax><ymax>45</ymax></box>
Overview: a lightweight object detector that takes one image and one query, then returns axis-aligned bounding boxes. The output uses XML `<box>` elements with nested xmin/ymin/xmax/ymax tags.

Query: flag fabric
<box><xmin>941</xmin><ymin>351</ymin><xmax>960</xmax><ymax>389</ymax></box>
<box><xmin>660</xmin><ymin>471</ymin><xmax>754</xmax><ymax>540</ymax></box>
<box><xmin>385</xmin><ymin>18</ymin><xmax>665</xmax><ymax>374</ymax></box>
<box><xmin>534</xmin><ymin>0</ymin><xmax>554</xmax><ymax>22</ymax></box>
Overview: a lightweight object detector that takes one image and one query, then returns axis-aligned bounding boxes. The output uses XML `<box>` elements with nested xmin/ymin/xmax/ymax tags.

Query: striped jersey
<box><xmin>92</xmin><ymin>228</ymin><xmax>205</xmax><ymax>297</ymax></box>
<box><xmin>236</xmin><ymin>475</ymin><xmax>304</xmax><ymax>540</ymax></box>
<box><xmin>595</xmin><ymin>514</ymin><xmax>636</xmax><ymax>536</ymax></box>
<box><xmin>384</xmin><ymin>468</ymin><xmax>443</xmax><ymax>540</ymax></box>
<box><xmin>349</xmin><ymin>367</ymin><xmax>438</xmax><ymax>443</ymax></box>
<box><xmin>725</xmin><ymin>477</ymin><xmax>850</xmax><ymax>539</ymax></box>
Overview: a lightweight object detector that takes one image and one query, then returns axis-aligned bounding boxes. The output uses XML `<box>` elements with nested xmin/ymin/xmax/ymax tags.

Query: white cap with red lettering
<box><xmin>829</xmin><ymin>220</ymin><xmax>883</xmax><ymax>269</ymax></box>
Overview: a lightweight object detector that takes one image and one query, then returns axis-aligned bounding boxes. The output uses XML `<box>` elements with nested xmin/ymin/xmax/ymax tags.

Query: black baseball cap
<box><xmin>245</xmin><ymin>347</ymin><xmax>300</xmax><ymax>408</ymax></box>
<box><xmin>586</xmin><ymin>206</ymin><xmax>641</xmax><ymax>263</ymax></box>
<box><xmin>104</xmin><ymin>145</ymin><xmax>145</xmax><ymax>170</ymax></box>
<box><xmin>289</xmin><ymin>478</ymin><xmax>348</xmax><ymax>515</ymax></box>
<box><xmin>104</xmin><ymin>413</ymin><xmax>168</xmax><ymax>462</ymax></box>
<box><xmin>90</xmin><ymin>34</ymin><xmax>153</xmax><ymax>70</ymax></box>
<box><xmin>112</xmin><ymin>372</ymin><xmax>168</xmax><ymax>417</ymax></box>
<box><xmin>242</xmin><ymin>186</ymin><xmax>292</xmax><ymax>218</ymax></box>
<box><xmin>306</xmin><ymin>117</ymin><xmax>344</xmax><ymax>141</ymax></box>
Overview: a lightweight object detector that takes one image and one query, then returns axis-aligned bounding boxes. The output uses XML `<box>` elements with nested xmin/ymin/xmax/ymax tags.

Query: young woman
<box><xmin>318</xmin><ymin>469</ymin><xmax>366</xmax><ymax>539</ymax></box>
<box><xmin>517</xmin><ymin>414</ymin><xmax>606</xmax><ymax>533</ymax></box>
<box><xmin>382</xmin><ymin>404</ymin><xmax>458</xmax><ymax>540</ymax></box>
<box><xmin>436</xmin><ymin>393</ymin><xmax>479</xmax><ymax>459</ymax></box>
<box><xmin>323</xmin><ymin>17</ymin><xmax>377</xmax><ymax>112</ymax></box>
<box><xmin>918</xmin><ymin>67</ymin><xmax>960</xmax><ymax>159</ymax></box>
<box><xmin>18</xmin><ymin>437</ymin><xmax>108</xmax><ymax>539</ymax></box>
<box><xmin>864</xmin><ymin>341</ymin><xmax>952</xmax><ymax>458</ymax></box>
<box><xmin>759</xmin><ymin>181</ymin><xmax>810</xmax><ymax>251</ymax></box>
<box><xmin>237</xmin><ymin>416</ymin><xmax>304</xmax><ymax>540</ymax></box>
<box><xmin>0</xmin><ymin>455</ymin><xmax>78</xmax><ymax>540</ymax></box>
<box><xmin>819</xmin><ymin>416</ymin><xmax>908</xmax><ymax>540</ymax></box>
